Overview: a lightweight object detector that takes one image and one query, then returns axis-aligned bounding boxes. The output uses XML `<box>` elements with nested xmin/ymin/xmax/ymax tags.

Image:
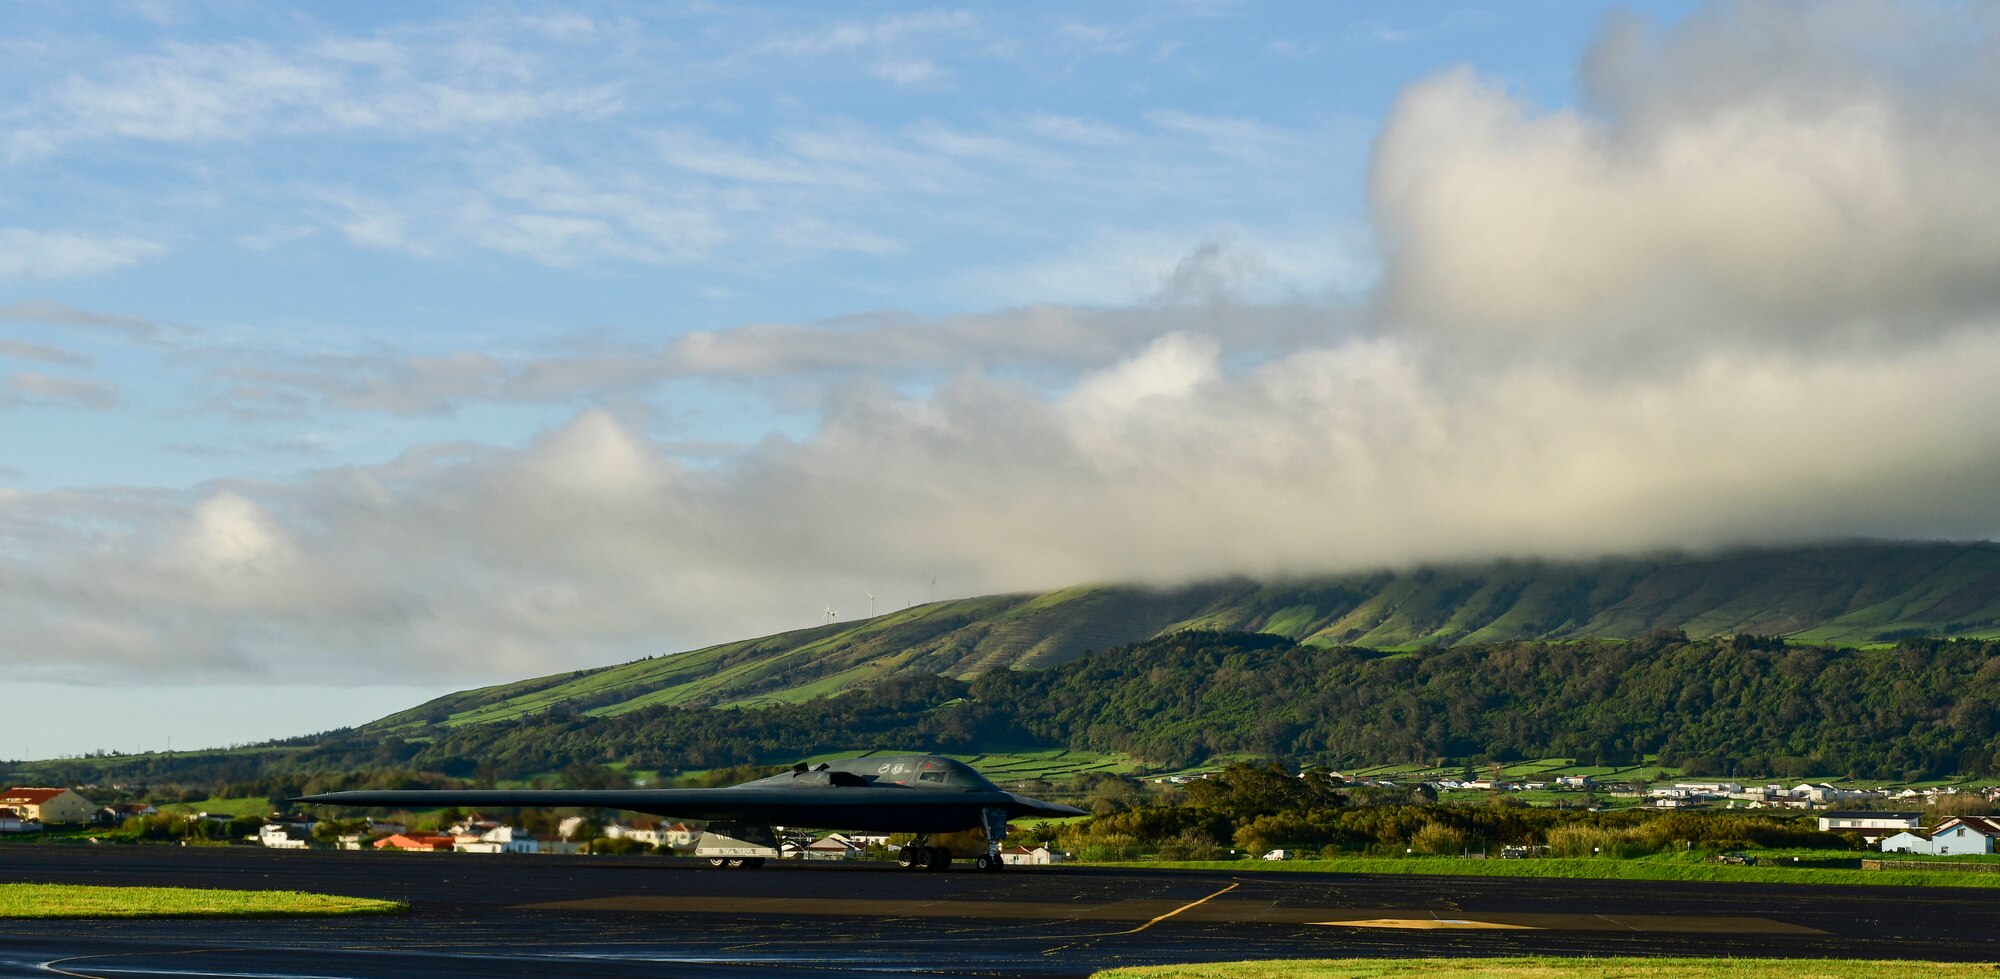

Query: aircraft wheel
<box><xmin>744</xmin><ymin>858</ymin><xmax>766</xmax><ymax>869</ymax></box>
<box><xmin>975</xmin><ymin>854</ymin><xmax>1002</xmax><ymax>872</ymax></box>
<box><xmin>897</xmin><ymin>846</ymin><xmax>918</xmax><ymax>869</ymax></box>
<box><xmin>725</xmin><ymin>858</ymin><xmax>746</xmax><ymax>868</ymax></box>
<box><xmin>707</xmin><ymin>858</ymin><xmax>728</xmax><ymax>868</ymax></box>
<box><xmin>927</xmin><ymin>847</ymin><xmax>951</xmax><ymax>871</ymax></box>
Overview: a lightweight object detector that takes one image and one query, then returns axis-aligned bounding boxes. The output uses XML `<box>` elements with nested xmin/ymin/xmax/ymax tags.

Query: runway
<box><xmin>1</xmin><ymin>845</ymin><xmax>1994</xmax><ymax>977</ymax></box>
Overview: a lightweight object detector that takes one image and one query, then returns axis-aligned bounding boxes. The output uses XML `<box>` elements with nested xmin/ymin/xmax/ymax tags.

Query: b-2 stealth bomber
<box><xmin>299</xmin><ymin>753</ymin><xmax>1084</xmax><ymax>871</ymax></box>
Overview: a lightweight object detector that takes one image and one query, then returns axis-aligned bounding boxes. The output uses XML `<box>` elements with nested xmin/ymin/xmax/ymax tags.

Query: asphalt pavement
<box><xmin>1</xmin><ymin>845</ymin><xmax>1993</xmax><ymax>977</ymax></box>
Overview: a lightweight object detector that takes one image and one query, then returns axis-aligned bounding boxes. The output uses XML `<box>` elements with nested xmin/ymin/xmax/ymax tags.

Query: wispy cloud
<box><xmin>0</xmin><ymin>339</ymin><xmax>91</xmax><ymax>366</ymax></box>
<box><xmin>0</xmin><ymin>230</ymin><xmax>163</xmax><ymax>280</ymax></box>
<box><xmin>0</xmin><ymin>300</ymin><xmax>165</xmax><ymax>344</ymax></box>
<box><xmin>2</xmin><ymin>372</ymin><xmax>120</xmax><ymax>410</ymax></box>
<box><xmin>757</xmin><ymin>10</ymin><xmax>977</xmax><ymax>57</ymax></box>
<box><xmin>12</xmin><ymin>36</ymin><xmax>621</xmax><ymax>155</ymax></box>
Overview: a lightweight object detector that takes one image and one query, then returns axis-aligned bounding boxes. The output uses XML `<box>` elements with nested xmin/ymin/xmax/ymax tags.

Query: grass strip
<box><xmin>0</xmin><ymin>883</ymin><xmax>406</xmax><ymax>919</ymax></box>
<box><xmin>1081</xmin><ymin>857</ymin><xmax>2000</xmax><ymax>889</ymax></box>
<box><xmin>1094</xmin><ymin>957</ymin><xmax>2000</xmax><ymax>978</ymax></box>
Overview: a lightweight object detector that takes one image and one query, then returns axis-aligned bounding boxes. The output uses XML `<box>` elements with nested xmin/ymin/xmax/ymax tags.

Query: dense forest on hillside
<box><xmin>26</xmin><ymin>631</ymin><xmax>2000</xmax><ymax>789</ymax></box>
<box><xmin>363</xmin><ymin>542</ymin><xmax>2000</xmax><ymax>729</ymax></box>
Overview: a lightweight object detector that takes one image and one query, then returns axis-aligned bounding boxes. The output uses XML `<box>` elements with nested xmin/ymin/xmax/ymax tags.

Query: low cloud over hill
<box><xmin>5</xmin><ymin>2</ymin><xmax>2000</xmax><ymax>691</ymax></box>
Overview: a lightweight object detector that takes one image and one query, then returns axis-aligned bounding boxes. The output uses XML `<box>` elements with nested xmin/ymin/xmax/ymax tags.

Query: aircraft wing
<box><xmin>296</xmin><ymin>785</ymin><xmax>1083</xmax><ymax>833</ymax></box>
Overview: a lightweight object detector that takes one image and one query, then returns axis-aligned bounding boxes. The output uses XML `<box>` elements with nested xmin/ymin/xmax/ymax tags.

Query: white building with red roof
<box><xmin>0</xmin><ymin>787</ymin><xmax>96</xmax><ymax>825</ymax></box>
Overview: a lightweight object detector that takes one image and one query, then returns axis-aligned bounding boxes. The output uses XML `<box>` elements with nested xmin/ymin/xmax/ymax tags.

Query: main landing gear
<box><xmin>706</xmin><ymin>857</ymin><xmax>767</xmax><ymax>869</ymax></box>
<box><xmin>897</xmin><ymin>818</ymin><xmax>1011</xmax><ymax>873</ymax></box>
<box><xmin>896</xmin><ymin>838</ymin><xmax>955</xmax><ymax>871</ymax></box>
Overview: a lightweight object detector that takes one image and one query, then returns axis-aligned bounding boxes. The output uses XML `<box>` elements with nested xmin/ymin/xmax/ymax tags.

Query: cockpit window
<box><xmin>918</xmin><ymin>771</ymin><xmax>947</xmax><ymax>783</ymax></box>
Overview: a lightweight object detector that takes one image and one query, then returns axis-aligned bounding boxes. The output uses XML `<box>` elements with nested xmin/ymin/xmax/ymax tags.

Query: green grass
<box><xmin>1087</xmin><ymin>856</ymin><xmax>2000</xmax><ymax>888</ymax></box>
<box><xmin>1094</xmin><ymin>959</ymin><xmax>1999</xmax><ymax>979</ymax></box>
<box><xmin>156</xmin><ymin>796</ymin><xmax>270</xmax><ymax>818</ymax></box>
<box><xmin>0</xmin><ymin>884</ymin><xmax>405</xmax><ymax>919</ymax></box>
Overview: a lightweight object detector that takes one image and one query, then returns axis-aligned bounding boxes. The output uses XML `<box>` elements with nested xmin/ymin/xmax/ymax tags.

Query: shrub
<box><xmin>1546</xmin><ymin>824</ymin><xmax>1638</xmax><ymax>858</ymax></box>
<box><xmin>1410</xmin><ymin>821</ymin><xmax>1471</xmax><ymax>855</ymax></box>
<box><xmin>1156</xmin><ymin>829</ymin><xmax>1224</xmax><ymax>861</ymax></box>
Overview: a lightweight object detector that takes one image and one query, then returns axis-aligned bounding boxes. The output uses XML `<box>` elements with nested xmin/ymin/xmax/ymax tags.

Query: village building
<box><xmin>0</xmin><ymin>807</ymin><xmax>42</xmax><ymax>834</ymax></box>
<box><xmin>374</xmin><ymin>833</ymin><xmax>455</xmax><ymax>851</ymax></box>
<box><xmin>1818</xmin><ymin>811</ymin><xmax>1923</xmax><ymax>842</ymax></box>
<box><xmin>605</xmin><ymin>821</ymin><xmax>665</xmax><ymax>847</ymax></box>
<box><xmin>93</xmin><ymin>803</ymin><xmax>157</xmax><ymax>826</ymax></box>
<box><xmin>662</xmin><ymin>822</ymin><xmax>700</xmax><ymax>847</ymax></box>
<box><xmin>0</xmin><ymin>787</ymin><xmax>97</xmax><ymax>825</ymax></box>
<box><xmin>800</xmin><ymin>835</ymin><xmax>863</xmax><ymax>860</ymax></box>
<box><xmin>454</xmin><ymin>825</ymin><xmax>539</xmax><ymax>854</ymax></box>
<box><xmin>1881</xmin><ymin>816</ymin><xmax>2000</xmax><ymax>856</ymax></box>
<box><xmin>258</xmin><ymin>823</ymin><xmax>314</xmax><ymax>849</ymax></box>
<box><xmin>1000</xmin><ymin>845</ymin><xmax>1062</xmax><ymax>865</ymax></box>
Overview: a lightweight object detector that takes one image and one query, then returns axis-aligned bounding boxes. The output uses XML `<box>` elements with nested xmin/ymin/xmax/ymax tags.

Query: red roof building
<box><xmin>373</xmin><ymin>833</ymin><xmax>455</xmax><ymax>851</ymax></box>
<box><xmin>0</xmin><ymin>787</ymin><xmax>96</xmax><ymax>824</ymax></box>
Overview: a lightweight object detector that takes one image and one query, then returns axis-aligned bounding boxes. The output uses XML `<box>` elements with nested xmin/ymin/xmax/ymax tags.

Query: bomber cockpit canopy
<box><xmin>766</xmin><ymin>754</ymin><xmax>999</xmax><ymax>790</ymax></box>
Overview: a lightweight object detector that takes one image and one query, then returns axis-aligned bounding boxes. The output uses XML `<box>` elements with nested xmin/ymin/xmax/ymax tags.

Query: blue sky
<box><xmin>10</xmin><ymin>1</ymin><xmax>2000</xmax><ymax>759</ymax></box>
<box><xmin>0</xmin><ymin>2</ymin><xmax>1691</xmax><ymax>490</ymax></box>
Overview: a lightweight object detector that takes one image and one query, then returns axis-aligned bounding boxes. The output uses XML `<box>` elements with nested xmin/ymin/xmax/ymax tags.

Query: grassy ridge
<box><xmin>1095</xmin><ymin>960</ymin><xmax>2000</xmax><ymax>979</ymax></box>
<box><xmin>1104</xmin><ymin>857</ymin><xmax>2000</xmax><ymax>889</ymax></box>
<box><xmin>0</xmin><ymin>884</ymin><xmax>404</xmax><ymax>918</ymax></box>
<box><xmin>367</xmin><ymin>542</ymin><xmax>2000</xmax><ymax>734</ymax></box>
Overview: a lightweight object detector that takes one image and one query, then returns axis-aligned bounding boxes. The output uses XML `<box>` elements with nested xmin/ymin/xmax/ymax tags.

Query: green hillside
<box><xmin>373</xmin><ymin>541</ymin><xmax>2000</xmax><ymax>732</ymax></box>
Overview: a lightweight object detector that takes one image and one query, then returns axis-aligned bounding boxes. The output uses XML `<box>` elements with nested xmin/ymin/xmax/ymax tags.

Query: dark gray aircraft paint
<box><xmin>298</xmin><ymin>754</ymin><xmax>1083</xmax><ymax>871</ymax></box>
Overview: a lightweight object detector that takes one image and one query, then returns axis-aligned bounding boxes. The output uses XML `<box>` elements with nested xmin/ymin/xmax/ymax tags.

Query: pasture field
<box><xmin>1096</xmin><ymin>959</ymin><xmax>2000</xmax><ymax>979</ymax></box>
<box><xmin>155</xmin><ymin>796</ymin><xmax>270</xmax><ymax>818</ymax></box>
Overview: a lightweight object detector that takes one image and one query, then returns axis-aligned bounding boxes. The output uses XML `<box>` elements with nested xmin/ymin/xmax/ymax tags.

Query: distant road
<box><xmin>2</xmin><ymin>846</ymin><xmax>1996</xmax><ymax>977</ymax></box>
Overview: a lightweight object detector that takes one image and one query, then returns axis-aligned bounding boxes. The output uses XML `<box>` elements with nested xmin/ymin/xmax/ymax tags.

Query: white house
<box><xmin>662</xmin><ymin>822</ymin><xmax>700</xmax><ymax>847</ymax></box>
<box><xmin>1881</xmin><ymin>816</ymin><xmax>2000</xmax><ymax>856</ymax></box>
<box><xmin>605</xmin><ymin>822</ymin><xmax>665</xmax><ymax>846</ymax></box>
<box><xmin>454</xmin><ymin>825</ymin><xmax>539</xmax><ymax>854</ymax></box>
<box><xmin>1793</xmin><ymin>783</ymin><xmax>1881</xmax><ymax>805</ymax></box>
<box><xmin>0</xmin><ymin>807</ymin><xmax>42</xmax><ymax>834</ymax></box>
<box><xmin>799</xmin><ymin>835</ymin><xmax>863</xmax><ymax>860</ymax></box>
<box><xmin>258</xmin><ymin>823</ymin><xmax>314</xmax><ymax>849</ymax></box>
<box><xmin>0</xmin><ymin>787</ymin><xmax>97</xmax><ymax>825</ymax></box>
<box><xmin>1000</xmin><ymin>845</ymin><xmax>1061</xmax><ymax>865</ymax></box>
<box><xmin>1818</xmin><ymin>811</ymin><xmax>1923</xmax><ymax>841</ymax></box>
<box><xmin>1674</xmin><ymin>782</ymin><xmax>1744</xmax><ymax>795</ymax></box>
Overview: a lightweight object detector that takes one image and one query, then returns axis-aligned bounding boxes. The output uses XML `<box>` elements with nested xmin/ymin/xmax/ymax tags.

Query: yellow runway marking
<box><xmin>520</xmin><ymin>893</ymin><xmax>1823</xmax><ymax>936</ymax></box>
<box><xmin>1111</xmin><ymin>882</ymin><xmax>1240</xmax><ymax>935</ymax></box>
<box><xmin>1306</xmin><ymin>910</ymin><xmax>1822</xmax><ymax>935</ymax></box>
<box><xmin>1316</xmin><ymin>917</ymin><xmax>1537</xmax><ymax>930</ymax></box>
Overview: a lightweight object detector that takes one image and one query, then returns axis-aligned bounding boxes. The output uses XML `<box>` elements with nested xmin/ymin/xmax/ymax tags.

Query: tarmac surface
<box><xmin>1</xmin><ymin>845</ymin><xmax>1996</xmax><ymax>977</ymax></box>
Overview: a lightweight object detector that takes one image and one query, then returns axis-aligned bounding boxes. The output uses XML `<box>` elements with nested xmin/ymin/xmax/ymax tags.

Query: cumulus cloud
<box><xmin>1372</xmin><ymin>3</ymin><xmax>2000</xmax><ymax>342</ymax></box>
<box><xmin>7</xmin><ymin>1</ymin><xmax>2000</xmax><ymax>689</ymax></box>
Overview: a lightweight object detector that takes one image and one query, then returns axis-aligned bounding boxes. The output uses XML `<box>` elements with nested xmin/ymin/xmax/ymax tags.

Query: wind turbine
<box><xmin>824</xmin><ymin>605</ymin><xmax>839</xmax><ymax>626</ymax></box>
<box><xmin>866</xmin><ymin>592</ymin><xmax>877</xmax><ymax>618</ymax></box>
